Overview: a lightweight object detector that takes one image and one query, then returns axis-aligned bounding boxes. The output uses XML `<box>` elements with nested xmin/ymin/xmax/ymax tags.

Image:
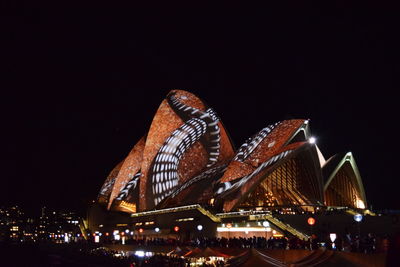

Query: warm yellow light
<box><xmin>356</xmin><ymin>199</ymin><xmax>365</xmax><ymax>209</ymax></box>
<box><xmin>176</xmin><ymin>218</ymin><xmax>194</xmax><ymax>222</ymax></box>
<box><xmin>120</xmin><ymin>201</ymin><xmax>136</xmax><ymax>212</ymax></box>
<box><xmin>217</xmin><ymin>227</ymin><xmax>270</xmax><ymax>232</ymax></box>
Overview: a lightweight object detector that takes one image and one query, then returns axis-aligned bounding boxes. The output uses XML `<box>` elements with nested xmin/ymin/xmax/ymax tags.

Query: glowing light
<box><xmin>176</xmin><ymin>218</ymin><xmax>194</xmax><ymax>222</ymax></box>
<box><xmin>113</xmin><ymin>230</ymin><xmax>120</xmax><ymax>240</ymax></box>
<box><xmin>356</xmin><ymin>199</ymin><xmax>366</xmax><ymax>209</ymax></box>
<box><xmin>309</xmin><ymin>137</ymin><xmax>316</xmax><ymax>144</ymax></box>
<box><xmin>139</xmin><ymin>228</ymin><xmax>144</xmax><ymax>233</ymax></box>
<box><xmin>154</xmin><ymin>227</ymin><xmax>160</xmax><ymax>233</ymax></box>
<box><xmin>329</xmin><ymin>233</ymin><xmax>337</xmax><ymax>243</ymax></box>
<box><xmin>197</xmin><ymin>225</ymin><xmax>203</xmax><ymax>231</ymax></box>
<box><xmin>307</xmin><ymin>217</ymin><xmax>316</xmax><ymax>225</ymax></box>
<box><xmin>262</xmin><ymin>221</ymin><xmax>270</xmax><ymax>227</ymax></box>
<box><xmin>354</xmin><ymin>214</ymin><xmax>363</xmax><ymax>222</ymax></box>
<box><xmin>135</xmin><ymin>251</ymin><xmax>145</xmax><ymax>257</ymax></box>
<box><xmin>217</xmin><ymin>227</ymin><xmax>271</xmax><ymax>232</ymax></box>
<box><xmin>125</xmin><ymin>229</ymin><xmax>129</xmax><ymax>233</ymax></box>
<box><xmin>94</xmin><ymin>236</ymin><xmax>99</xmax><ymax>243</ymax></box>
<box><xmin>174</xmin><ymin>226</ymin><xmax>180</xmax><ymax>232</ymax></box>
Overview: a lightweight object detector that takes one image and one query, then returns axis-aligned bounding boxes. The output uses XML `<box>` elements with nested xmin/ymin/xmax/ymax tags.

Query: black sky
<box><xmin>1</xmin><ymin>2</ymin><xmax>399</xmax><ymax>215</ymax></box>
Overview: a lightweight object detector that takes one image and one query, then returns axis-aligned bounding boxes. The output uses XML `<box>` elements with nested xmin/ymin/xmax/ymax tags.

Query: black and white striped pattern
<box><xmin>215</xmin><ymin>149</ymin><xmax>293</xmax><ymax>196</ymax></box>
<box><xmin>167</xmin><ymin>93</ymin><xmax>221</xmax><ymax>168</ymax></box>
<box><xmin>99</xmin><ymin>179</ymin><xmax>115</xmax><ymax>196</ymax></box>
<box><xmin>234</xmin><ymin>122</ymin><xmax>281</xmax><ymax>162</ymax></box>
<box><xmin>151</xmin><ymin>118</ymin><xmax>207</xmax><ymax>206</ymax></box>
<box><xmin>215</xmin><ymin>180</ymin><xmax>232</xmax><ymax>195</ymax></box>
<box><xmin>206</xmin><ymin>107</ymin><xmax>220</xmax><ymax>122</ymax></box>
<box><xmin>167</xmin><ymin>164</ymin><xmax>228</xmax><ymax>199</ymax></box>
<box><xmin>115</xmin><ymin>172</ymin><xmax>141</xmax><ymax>201</ymax></box>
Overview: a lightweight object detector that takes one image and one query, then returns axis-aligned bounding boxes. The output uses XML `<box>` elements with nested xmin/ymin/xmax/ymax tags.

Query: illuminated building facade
<box><xmin>92</xmin><ymin>90</ymin><xmax>367</xmax><ymax>240</ymax></box>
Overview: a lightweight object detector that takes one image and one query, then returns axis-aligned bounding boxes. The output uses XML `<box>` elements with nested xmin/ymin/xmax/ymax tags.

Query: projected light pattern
<box><xmin>151</xmin><ymin>118</ymin><xmax>207</xmax><ymax>206</ymax></box>
<box><xmin>99</xmin><ymin>179</ymin><xmax>115</xmax><ymax>196</ymax></box>
<box><xmin>168</xmin><ymin>164</ymin><xmax>228</xmax><ymax>199</ymax></box>
<box><xmin>216</xmin><ymin>149</ymin><xmax>293</xmax><ymax>195</ymax></box>
<box><xmin>234</xmin><ymin>122</ymin><xmax>281</xmax><ymax>162</ymax></box>
<box><xmin>167</xmin><ymin>92</ymin><xmax>221</xmax><ymax>168</ymax></box>
<box><xmin>116</xmin><ymin>172</ymin><xmax>141</xmax><ymax>201</ymax></box>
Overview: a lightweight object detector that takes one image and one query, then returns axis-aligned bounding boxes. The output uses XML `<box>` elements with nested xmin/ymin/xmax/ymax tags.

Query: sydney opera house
<box><xmin>87</xmin><ymin>90</ymin><xmax>368</xmax><ymax>240</ymax></box>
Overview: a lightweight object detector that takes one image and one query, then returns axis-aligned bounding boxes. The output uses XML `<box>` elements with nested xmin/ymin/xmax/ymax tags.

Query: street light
<box><xmin>329</xmin><ymin>233</ymin><xmax>337</xmax><ymax>249</ymax></box>
<box><xmin>354</xmin><ymin>213</ymin><xmax>363</xmax><ymax>251</ymax></box>
<box><xmin>353</xmin><ymin>214</ymin><xmax>363</xmax><ymax>222</ymax></box>
<box><xmin>262</xmin><ymin>221</ymin><xmax>270</xmax><ymax>239</ymax></box>
<box><xmin>307</xmin><ymin>217</ymin><xmax>316</xmax><ymax>247</ymax></box>
<box><xmin>226</xmin><ymin>223</ymin><xmax>232</xmax><ymax>239</ymax></box>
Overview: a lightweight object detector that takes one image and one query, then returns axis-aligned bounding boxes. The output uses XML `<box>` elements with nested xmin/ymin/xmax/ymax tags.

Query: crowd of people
<box><xmin>131</xmin><ymin>254</ymin><xmax>189</xmax><ymax>267</ymax></box>
<box><xmin>1</xmin><ymin>232</ymin><xmax>393</xmax><ymax>267</ymax></box>
<box><xmin>100</xmin><ymin>232</ymin><xmax>388</xmax><ymax>253</ymax></box>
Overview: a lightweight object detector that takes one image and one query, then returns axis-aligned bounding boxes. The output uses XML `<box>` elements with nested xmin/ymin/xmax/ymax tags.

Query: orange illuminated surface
<box><xmin>307</xmin><ymin>217</ymin><xmax>316</xmax><ymax>225</ymax></box>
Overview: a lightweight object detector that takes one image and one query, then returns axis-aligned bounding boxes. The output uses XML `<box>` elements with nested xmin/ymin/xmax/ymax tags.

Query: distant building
<box><xmin>38</xmin><ymin>207</ymin><xmax>81</xmax><ymax>242</ymax></box>
<box><xmin>0</xmin><ymin>206</ymin><xmax>82</xmax><ymax>243</ymax></box>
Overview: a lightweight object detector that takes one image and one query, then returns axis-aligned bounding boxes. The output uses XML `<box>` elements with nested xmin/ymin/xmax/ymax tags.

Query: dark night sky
<box><xmin>1</xmin><ymin>2</ymin><xmax>399</xmax><ymax>215</ymax></box>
